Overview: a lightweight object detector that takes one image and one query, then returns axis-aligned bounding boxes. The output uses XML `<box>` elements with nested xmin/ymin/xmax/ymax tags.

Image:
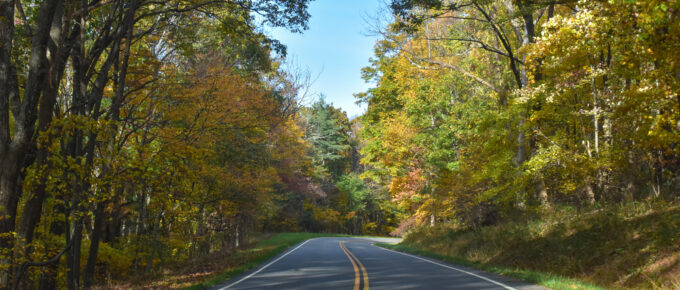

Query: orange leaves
<box><xmin>389</xmin><ymin>167</ymin><xmax>426</xmax><ymax>208</ymax></box>
<box><xmin>137</xmin><ymin>53</ymin><xmax>311</xmax><ymax>219</ymax></box>
<box><xmin>159</xmin><ymin>56</ymin><xmax>278</xmax><ymax>155</ymax></box>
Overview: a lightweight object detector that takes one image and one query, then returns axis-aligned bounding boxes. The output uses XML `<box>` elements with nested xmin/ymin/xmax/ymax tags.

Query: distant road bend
<box><xmin>212</xmin><ymin>237</ymin><xmax>544</xmax><ymax>290</ymax></box>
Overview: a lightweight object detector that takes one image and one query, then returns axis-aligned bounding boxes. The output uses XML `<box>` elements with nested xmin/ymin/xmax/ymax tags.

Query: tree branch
<box><xmin>403</xmin><ymin>52</ymin><xmax>499</xmax><ymax>93</ymax></box>
<box><xmin>424</xmin><ymin>37</ymin><xmax>524</xmax><ymax>64</ymax></box>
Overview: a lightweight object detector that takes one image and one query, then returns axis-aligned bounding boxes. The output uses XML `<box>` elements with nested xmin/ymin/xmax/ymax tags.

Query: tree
<box><xmin>1</xmin><ymin>0</ymin><xmax>312</xmax><ymax>287</ymax></box>
<box><xmin>303</xmin><ymin>98</ymin><xmax>352</xmax><ymax>180</ymax></box>
<box><xmin>360</xmin><ymin>0</ymin><xmax>680</xmax><ymax>232</ymax></box>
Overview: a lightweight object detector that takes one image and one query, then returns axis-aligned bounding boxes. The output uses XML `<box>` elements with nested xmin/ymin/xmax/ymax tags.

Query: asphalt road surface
<box><xmin>211</xmin><ymin>237</ymin><xmax>545</xmax><ymax>290</ymax></box>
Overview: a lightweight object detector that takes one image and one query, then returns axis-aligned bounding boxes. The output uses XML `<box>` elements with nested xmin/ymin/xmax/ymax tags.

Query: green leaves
<box><xmin>336</xmin><ymin>174</ymin><xmax>371</xmax><ymax>212</ymax></box>
<box><xmin>303</xmin><ymin>98</ymin><xmax>352</xmax><ymax>180</ymax></box>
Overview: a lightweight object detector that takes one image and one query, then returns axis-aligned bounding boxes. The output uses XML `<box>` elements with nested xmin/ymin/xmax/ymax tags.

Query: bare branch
<box><xmin>423</xmin><ymin>37</ymin><xmax>524</xmax><ymax>64</ymax></box>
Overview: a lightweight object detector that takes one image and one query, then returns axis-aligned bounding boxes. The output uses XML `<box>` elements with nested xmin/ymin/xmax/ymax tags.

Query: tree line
<box><xmin>0</xmin><ymin>1</ymin><xmax>399</xmax><ymax>287</ymax></box>
<box><xmin>0</xmin><ymin>0</ymin><xmax>323</xmax><ymax>288</ymax></box>
<box><xmin>358</xmin><ymin>0</ymin><xmax>680</xmax><ymax>231</ymax></box>
<box><xmin>6</xmin><ymin>0</ymin><xmax>677</xmax><ymax>288</ymax></box>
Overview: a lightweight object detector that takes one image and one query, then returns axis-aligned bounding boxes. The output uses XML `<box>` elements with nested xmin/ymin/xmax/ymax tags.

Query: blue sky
<box><xmin>269</xmin><ymin>0</ymin><xmax>384</xmax><ymax>119</ymax></box>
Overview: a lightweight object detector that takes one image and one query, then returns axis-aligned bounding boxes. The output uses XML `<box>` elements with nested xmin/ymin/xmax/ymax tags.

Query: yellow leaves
<box><xmin>162</xmin><ymin>59</ymin><xmax>277</xmax><ymax>150</ymax></box>
<box><xmin>378</xmin><ymin>114</ymin><xmax>418</xmax><ymax>172</ymax></box>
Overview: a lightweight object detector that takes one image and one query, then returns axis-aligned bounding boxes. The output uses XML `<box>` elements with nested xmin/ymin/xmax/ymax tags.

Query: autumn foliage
<box><xmin>360</xmin><ymin>0</ymin><xmax>680</xmax><ymax>230</ymax></box>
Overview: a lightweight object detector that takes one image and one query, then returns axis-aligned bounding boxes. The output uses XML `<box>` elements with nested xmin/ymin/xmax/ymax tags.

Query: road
<box><xmin>211</xmin><ymin>237</ymin><xmax>545</xmax><ymax>290</ymax></box>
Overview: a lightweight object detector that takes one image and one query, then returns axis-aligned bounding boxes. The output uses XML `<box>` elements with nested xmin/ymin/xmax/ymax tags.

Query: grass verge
<box><xmin>384</xmin><ymin>201</ymin><xmax>680</xmax><ymax>289</ymax></box>
<box><xmin>375</xmin><ymin>243</ymin><xmax>603</xmax><ymax>290</ymax></box>
<box><xmin>182</xmin><ymin>232</ymin><xmax>349</xmax><ymax>289</ymax></box>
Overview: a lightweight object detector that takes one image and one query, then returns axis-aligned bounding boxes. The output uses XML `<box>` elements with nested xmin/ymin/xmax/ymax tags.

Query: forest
<box><xmin>359</xmin><ymin>0</ymin><xmax>680</xmax><ymax>288</ymax></box>
<box><xmin>361</xmin><ymin>0</ymin><xmax>680</xmax><ymax>227</ymax></box>
<box><xmin>1</xmin><ymin>0</ymin><xmax>679</xmax><ymax>288</ymax></box>
<box><xmin>0</xmin><ymin>0</ymin><xmax>397</xmax><ymax>288</ymax></box>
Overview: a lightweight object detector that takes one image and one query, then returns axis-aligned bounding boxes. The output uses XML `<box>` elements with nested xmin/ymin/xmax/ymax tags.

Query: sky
<box><xmin>269</xmin><ymin>0</ymin><xmax>384</xmax><ymax>119</ymax></box>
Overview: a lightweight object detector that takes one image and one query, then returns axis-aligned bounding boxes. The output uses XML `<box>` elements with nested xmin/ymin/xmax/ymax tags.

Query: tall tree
<box><xmin>1</xmin><ymin>0</ymin><xmax>312</xmax><ymax>287</ymax></box>
<box><xmin>304</xmin><ymin>98</ymin><xmax>352</xmax><ymax>180</ymax></box>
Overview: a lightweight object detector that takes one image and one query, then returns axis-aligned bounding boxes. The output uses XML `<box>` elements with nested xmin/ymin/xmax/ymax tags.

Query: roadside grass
<box><xmin>376</xmin><ymin>243</ymin><xmax>603</xmax><ymax>290</ymax></box>
<box><xmin>385</xmin><ymin>200</ymin><xmax>680</xmax><ymax>289</ymax></box>
<box><xmin>181</xmin><ymin>232</ymin><xmax>350</xmax><ymax>289</ymax></box>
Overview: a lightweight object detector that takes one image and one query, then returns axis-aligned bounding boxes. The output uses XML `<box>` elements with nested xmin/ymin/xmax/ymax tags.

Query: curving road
<box><xmin>212</xmin><ymin>237</ymin><xmax>545</xmax><ymax>290</ymax></box>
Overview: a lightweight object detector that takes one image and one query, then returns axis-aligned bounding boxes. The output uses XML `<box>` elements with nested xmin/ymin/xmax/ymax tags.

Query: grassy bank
<box><xmin>377</xmin><ymin>243</ymin><xmax>602</xmax><ymax>290</ymax></box>
<box><xmin>386</xmin><ymin>201</ymin><xmax>680</xmax><ymax>289</ymax></box>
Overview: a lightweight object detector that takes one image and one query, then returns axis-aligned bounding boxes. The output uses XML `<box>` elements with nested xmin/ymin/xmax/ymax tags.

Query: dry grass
<box><xmin>399</xmin><ymin>201</ymin><xmax>680</xmax><ymax>289</ymax></box>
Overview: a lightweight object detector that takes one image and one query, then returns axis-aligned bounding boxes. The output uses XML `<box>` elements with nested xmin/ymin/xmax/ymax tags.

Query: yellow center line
<box><xmin>340</xmin><ymin>241</ymin><xmax>360</xmax><ymax>290</ymax></box>
<box><xmin>340</xmin><ymin>241</ymin><xmax>369</xmax><ymax>290</ymax></box>
<box><xmin>345</xmin><ymin>244</ymin><xmax>370</xmax><ymax>290</ymax></box>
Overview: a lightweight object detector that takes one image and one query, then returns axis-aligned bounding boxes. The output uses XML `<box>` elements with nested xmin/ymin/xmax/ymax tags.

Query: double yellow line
<box><xmin>339</xmin><ymin>241</ymin><xmax>369</xmax><ymax>290</ymax></box>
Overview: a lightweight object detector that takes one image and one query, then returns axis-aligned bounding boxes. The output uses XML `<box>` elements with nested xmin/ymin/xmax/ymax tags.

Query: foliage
<box><xmin>302</xmin><ymin>98</ymin><xmax>352</xmax><ymax>180</ymax></box>
<box><xmin>360</xmin><ymin>1</ymin><xmax>680</xmax><ymax>287</ymax></box>
<box><xmin>359</xmin><ymin>0</ymin><xmax>680</xmax><ymax>234</ymax></box>
<box><xmin>0</xmin><ymin>0</ymin><xmax>317</xmax><ymax>288</ymax></box>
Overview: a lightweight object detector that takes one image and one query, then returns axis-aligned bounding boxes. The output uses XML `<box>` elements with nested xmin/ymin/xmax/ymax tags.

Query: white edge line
<box><xmin>219</xmin><ymin>238</ymin><xmax>317</xmax><ymax>289</ymax></box>
<box><xmin>374</xmin><ymin>244</ymin><xmax>517</xmax><ymax>290</ymax></box>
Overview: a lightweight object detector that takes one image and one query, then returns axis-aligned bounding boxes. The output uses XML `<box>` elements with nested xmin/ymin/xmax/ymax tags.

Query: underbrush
<box><xmin>397</xmin><ymin>201</ymin><xmax>680</xmax><ymax>289</ymax></box>
<box><xmin>95</xmin><ymin>232</ymin><xmax>347</xmax><ymax>289</ymax></box>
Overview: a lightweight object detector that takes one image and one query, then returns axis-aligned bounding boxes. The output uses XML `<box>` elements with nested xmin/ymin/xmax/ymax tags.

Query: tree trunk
<box><xmin>0</xmin><ymin>0</ymin><xmax>16</xmax><ymax>154</ymax></box>
<box><xmin>38</xmin><ymin>265</ymin><xmax>57</xmax><ymax>290</ymax></box>
<box><xmin>536</xmin><ymin>178</ymin><xmax>550</xmax><ymax>208</ymax></box>
<box><xmin>66</xmin><ymin>214</ymin><xmax>83</xmax><ymax>290</ymax></box>
<box><xmin>16</xmin><ymin>0</ymin><xmax>69</xmax><ymax>258</ymax></box>
<box><xmin>515</xmin><ymin>118</ymin><xmax>527</xmax><ymax>166</ymax></box>
<box><xmin>83</xmin><ymin>201</ymin><xmax>106</xmax><ymax>288</ymax></box>
<box><xmin>584</xmin><ymin>181</ymin><xmax>596</xmax><ymax>204</ymax></box>
<box><xmin>234</xmin><ymin>223</ymin><xmax>240</xmax><ymax>248</ymax></box>
<box><xmin>653</xmin><ymin>150</ymin><xmax>663</xmax><ymax>198</ymax></box>
<box><xmin>0</xmin><ymin>0</ymin><xmax>62</xmax><ymax>285</ymax></box>
<box><xmin>0</xmin><ymin>151</ymin><xmax>22</xmax><ymax>285</ymax></box>
<box><xmin>37</xmin><ymin>203</ymin><xmax>67</xmax><ymax>290</ymax></box>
